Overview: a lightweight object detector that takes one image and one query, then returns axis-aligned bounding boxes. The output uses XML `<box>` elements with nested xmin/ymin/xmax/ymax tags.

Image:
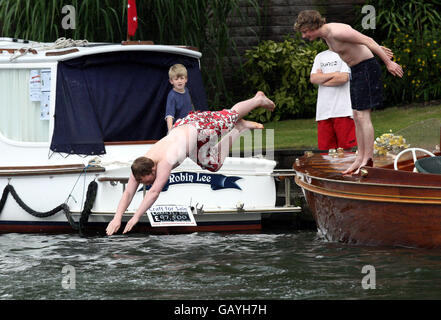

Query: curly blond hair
<box><xmin>294</xmin><ymin>10</ymin><xmax>326</xmax><ymax>32</ymax></box>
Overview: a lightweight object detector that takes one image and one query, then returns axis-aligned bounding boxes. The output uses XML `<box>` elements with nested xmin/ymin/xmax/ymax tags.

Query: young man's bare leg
<box><xmin>358</xmin><ymin>109</ymin><xmax>374</xmax><ymax>168</ymax></box>
<box><xmin>343</xmin><ymin>109</ymin><xmax>373</xmax><ymax>174</ymax></box>
<box><xmin>231</xmin><ymin>91</ymin><xmax>275</xmax><ymax>119</ymax></box>
<box><xmin>214</xmin><ymin>92</ymin><xmax>274</xmax><ymax>166</ymax></box>
<box><xmin>196</xmin><ymin>92</ymin><xmax>274</xmax><ymax>170</ymax></box>
<box><xmin>210</xmin><ymin>119</ymin><xmax>265</xmax><ymax>169</ymax></box>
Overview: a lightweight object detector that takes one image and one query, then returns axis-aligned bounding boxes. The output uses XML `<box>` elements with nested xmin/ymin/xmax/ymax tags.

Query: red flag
<box><xmin>127</xmin><ymin>0</ymin><xmax>138</xmax><ymax>38</ymax></box>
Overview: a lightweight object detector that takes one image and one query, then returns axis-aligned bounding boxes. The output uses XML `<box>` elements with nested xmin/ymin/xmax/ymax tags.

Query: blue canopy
<box><xmin>50</xmin><ymin>50</ymin><xmax>207</xmax><ymax>156</ymax></box>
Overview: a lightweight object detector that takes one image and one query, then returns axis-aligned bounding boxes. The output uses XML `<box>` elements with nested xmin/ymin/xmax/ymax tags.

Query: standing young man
<box><xmin>295</xmin><ymin>10</ymin><xmax>403</xmax><ymax>174</ymax></box>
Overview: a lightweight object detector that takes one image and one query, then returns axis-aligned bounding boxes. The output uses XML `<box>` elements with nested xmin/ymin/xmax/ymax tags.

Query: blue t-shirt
<box><xmin>164</xmin><ymin>89</ymin><xmax>193</xmax><ymax>122</ymax></box>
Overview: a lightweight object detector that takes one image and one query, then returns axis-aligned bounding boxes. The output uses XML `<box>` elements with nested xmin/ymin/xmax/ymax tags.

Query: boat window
<box><xmin>0</xmin><ymin>68</ymin><xmax>50</xmax><ymax>142</ymax></box>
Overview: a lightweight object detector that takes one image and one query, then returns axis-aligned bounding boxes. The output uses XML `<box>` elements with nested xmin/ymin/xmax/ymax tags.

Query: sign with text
<box><xmin>146</xmin><ymin>205</ymin><xmax>196</xmax><ymax>227</ymax></box>
<box><xmin>139</xmin><ymin>172</ymin><xmax>242</xmax><ymax>193</ymax></box>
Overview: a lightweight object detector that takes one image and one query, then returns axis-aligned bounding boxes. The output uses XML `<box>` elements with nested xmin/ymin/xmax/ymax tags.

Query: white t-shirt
<box><xmin>310</xmin><ymin>50</ymin><xmax>352</xmax><ymax>121</ymax></box>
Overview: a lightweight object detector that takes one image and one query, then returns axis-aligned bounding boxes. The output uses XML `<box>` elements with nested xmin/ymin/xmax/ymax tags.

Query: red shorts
<box><xmin>174</xmin><ymin>109</ymin><xmax>239</xmax><ymax>172</ymax></box>
<box><xmin>317</xmin><ymin>117</ymin><xmax>357</xmax><ymax>150</ymax></box>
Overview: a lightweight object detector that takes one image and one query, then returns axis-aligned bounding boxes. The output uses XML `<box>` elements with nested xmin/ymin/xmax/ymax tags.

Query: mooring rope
<box><xmin>0</xmin><ymin>180</ymin><xmax>98</xmax><ymax>234</ymax></box>
<box><xmin>0</xmin><ymin>184</ymin><xmax>68</xmax><ymax>218</ymax></box>
<box><xmin>9</xmin><ymin>37</ymin><xmax>89</xmax><ymax>61</ymax></box>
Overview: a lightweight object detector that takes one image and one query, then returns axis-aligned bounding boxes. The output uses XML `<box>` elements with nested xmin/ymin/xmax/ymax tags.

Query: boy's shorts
<box><xmin>350</xmin><ymin>57</ymin><xmax>383</xmax><ymax>111</ymax></box>
<box><xmin>317</xmin><ymin>116</ymin><xmax>357</xmax><ymax>150</ymax></box>
<box><xmin>173</xmin><ymin>109</ymin><xmax>239</xmax><ymax>172</ymax></box>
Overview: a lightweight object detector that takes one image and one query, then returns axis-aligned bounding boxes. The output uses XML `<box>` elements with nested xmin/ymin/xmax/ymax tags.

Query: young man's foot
<box><xmin>342</xmin><ymin>159</ymin><xmax>362</xmax><ymax>175</ymax></box>
<box><xmin>364</xmin><ymin>158</ymin><xmax>374</xmax><ymax>167</ymax></box>
<box><xmin>255</xmin><ymin>91</ymin><xmax>275</xmax><ymax>111</ymax></box>
<box><xmin>342</xmin><ymin>158</ymin><xmax>373</xmax><ymax>175</ymax></box>
<box><xmin>236</xmin><ymin>119</ymin><xmax>264</xmax><ymax>132</ymax></box>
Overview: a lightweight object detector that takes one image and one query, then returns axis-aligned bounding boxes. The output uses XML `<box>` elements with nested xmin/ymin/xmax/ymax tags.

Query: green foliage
<box><xmin>0</xmin><ymin>0</ymin><xmax>125</xmax><ymax>42</ymax></box>
<box><xmin>382</xmin><ymin>29</ymin><xmax>441</xmax><ymax>105</ymax></box>
<box><xmin>354</xmin><ymin>0</ymin><xmax>441</xmax><ymax>41</ymax></box>
<box><xmin>353</xmin><ymin>0</ymin><xmax>441</xmax><ymax>107</ymax></box>
<box><xmin>0</xmin><ymin>0</ymin><xmax>259</xmax><ymax>109</ymax></box>
<box><xmin>243</xmin><ymin>36</ymin><xmax>327</xmax><ymax>122</ymax></box>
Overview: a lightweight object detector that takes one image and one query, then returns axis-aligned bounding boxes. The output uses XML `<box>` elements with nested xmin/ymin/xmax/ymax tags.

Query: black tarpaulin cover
<box><xmin>50</xmin><ymin>50</ymin><xmax>207</xmax><ymax>155</ymax></box>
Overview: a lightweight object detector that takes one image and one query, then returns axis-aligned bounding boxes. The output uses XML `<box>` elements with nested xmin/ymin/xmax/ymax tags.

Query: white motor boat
<box><xmin>0</xmin><ymin>38</ymin><xmax>299</xmax><ymax>234</ymax></box>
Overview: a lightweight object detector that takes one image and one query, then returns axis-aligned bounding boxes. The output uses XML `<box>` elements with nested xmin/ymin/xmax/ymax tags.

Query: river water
<box><xmin>1</xmin><ymin>229</ymin><xmax>441</xmax><ymax>302</ymax></box>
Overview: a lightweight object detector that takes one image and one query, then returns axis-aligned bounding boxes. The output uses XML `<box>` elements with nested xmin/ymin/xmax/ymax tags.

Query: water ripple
<box><xmin>1</xmin><ymin>231</ymin><xmax>441</xmax><ymax>299</ymax></box>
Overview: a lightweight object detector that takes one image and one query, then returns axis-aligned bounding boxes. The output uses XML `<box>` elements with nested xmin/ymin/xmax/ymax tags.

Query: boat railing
<box><xmin>272</xmin><ymin>169</ymin><xmax>297</xmax><ymax>207</ymax></box>
<box><xmin>97</xmin><ymin>177</ymin><xmax>129</xmax><ymax>192</ymax></box>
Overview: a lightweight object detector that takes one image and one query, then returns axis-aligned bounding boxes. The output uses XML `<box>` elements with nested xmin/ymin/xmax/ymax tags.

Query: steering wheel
<box><xmin>394</xmin><ymin>147</ymin><xmax>435</xmax><ymax>171</ymax></box>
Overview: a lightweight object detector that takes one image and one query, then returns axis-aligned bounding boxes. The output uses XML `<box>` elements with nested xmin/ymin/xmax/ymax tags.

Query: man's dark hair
<box><xmin>131</xmin><ymin>157</ymin><xmax>155</xmax><ymax>182</ymax></box>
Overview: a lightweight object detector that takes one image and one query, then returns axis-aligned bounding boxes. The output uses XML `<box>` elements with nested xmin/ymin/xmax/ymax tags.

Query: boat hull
<box><xmin>0</xmin><ymin>213</ymin><xmax>262</xmax><ymax>235</ymax></box>
<box><xmin>0</xmin><ymin>154</ymin><xmax>299</xmax><ymax>235</ymax></box>
<box><xmin>294</xmin><ymin>152</ymin><xmax>441</xmax><ymax>248</ymax></box>
<box><xmin>302</xmin><ymin>188</ymin><xmax>441</xmax><ymax>248</ymax></box>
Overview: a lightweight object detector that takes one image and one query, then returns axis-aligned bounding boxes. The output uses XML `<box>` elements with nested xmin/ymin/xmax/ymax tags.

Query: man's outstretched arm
<box><xmin>122</xmin><ymin>160</ymin><xmax>173</xmax><ymax>234</ymax></box>
<box><xmin>106</xmin><ymin>174</ymin><xmax>139</xmax><ymax>236</ymax></box>
<box><xmin>333</xmin><ymin>24</ymin><xmax>403</xmax><ymax>77</ymax></box>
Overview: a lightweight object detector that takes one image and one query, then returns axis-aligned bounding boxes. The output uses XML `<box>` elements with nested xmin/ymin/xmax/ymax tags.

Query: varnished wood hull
<box><xmin>294</xmin><ymin>152</ymin><xmax>441</xmax><ymax>248</ymax></box>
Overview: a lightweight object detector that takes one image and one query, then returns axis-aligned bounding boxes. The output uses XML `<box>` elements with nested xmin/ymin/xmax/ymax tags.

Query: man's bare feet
<box><xmin>235</xmin><ymin>119</ymin><xmax>264</xmax><ymax>132</ymax></box>
<box><xmin>342</xmin><ymin>158</ymin><xmax>362</xmax><ymax>175</ymax></box>
<box><xmin>255</xmin><ymin>91</ymin><xmax>275</xmax><ymax>111</ymax></box>
<box><xmin>342</xmin><ymin>158</ymin><xmax>373</xmax><ymax>175</ymax></box>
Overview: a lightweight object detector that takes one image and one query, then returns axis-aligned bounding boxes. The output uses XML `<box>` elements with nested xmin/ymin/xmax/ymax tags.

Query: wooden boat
<box><xmin>0</xmin><ymin>38</ymin><xmax>300</xmax><ymax>235</ymax></box>
<box><xmin>293</xmin><ymin>147</ymin><xmax>441</xmax><ymax>248</ymax></box>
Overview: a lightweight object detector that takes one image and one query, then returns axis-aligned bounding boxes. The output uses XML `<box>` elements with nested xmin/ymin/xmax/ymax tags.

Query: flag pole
<box><xmin>126</xmin><ymin>0</ymin><xmax>130</xmax><ymax>41</ymax></box>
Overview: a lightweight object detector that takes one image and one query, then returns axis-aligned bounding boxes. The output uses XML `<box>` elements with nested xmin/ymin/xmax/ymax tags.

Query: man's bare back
<box><xmin>145</xmin><ymin>124</ymin><xmax>198</xmax><ymax>170</ymax></box>
<box><xmin>300</xmin><ymin>21</ymin><xmax>401</xmax><ymax>76</ymax></box>
<box><xmin>322</xmin><ymin>23</ymin><xmax>374</xmax><ymax>67</ymax></box>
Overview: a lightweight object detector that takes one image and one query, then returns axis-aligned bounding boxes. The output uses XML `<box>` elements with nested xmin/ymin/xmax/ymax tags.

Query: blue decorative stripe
<box><xmin>139</xmin><ymin>172</ymin><xmax>242</xmax><ymax>192</ymax></box>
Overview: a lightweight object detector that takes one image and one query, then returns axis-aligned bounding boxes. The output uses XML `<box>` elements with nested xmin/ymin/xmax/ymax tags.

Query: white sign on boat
<box><xmin>147</xmin><ymin>205</ymin><xmax>197</xmax><ymax>227</ymax></box>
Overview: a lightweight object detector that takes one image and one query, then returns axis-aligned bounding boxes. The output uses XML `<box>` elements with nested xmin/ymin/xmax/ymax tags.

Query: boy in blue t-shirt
<box><xmin>165</xmin><ymin>64</ymin><xmax>193</xmax><ymax>132</ymax></box>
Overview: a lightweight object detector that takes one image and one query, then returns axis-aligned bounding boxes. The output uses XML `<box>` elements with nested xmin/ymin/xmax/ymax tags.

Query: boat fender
<box><xmin>78</xmin><ymin>181</ymin><xmax>98</xmax><ymax>235</ymax></box>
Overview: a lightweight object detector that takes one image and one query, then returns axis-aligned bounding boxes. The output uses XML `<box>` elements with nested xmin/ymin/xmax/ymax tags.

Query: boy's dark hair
<box><xmin>294</xmin><ymin>10</ymin><xmax>326</xmax><ymax>32</ymax></box>
<box><xmin>131</xmin><ymin>157</ymin><xmax>155</xmax><ymax>182</ymax></box>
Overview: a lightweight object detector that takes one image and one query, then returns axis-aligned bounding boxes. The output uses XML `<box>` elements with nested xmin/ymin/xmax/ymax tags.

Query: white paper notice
<box><xmin>40</xmin><ymin>69</ymin><xmax>51</xmax><ymax>120</ymax></box>
<box><xmin>29</xmin><ymin>69</ymin><xmax>41</xmax><ymax>101</ymax></box>
<box><xmin>40</xmin><ymin>69</ymin><xmax>51</xmax><ymax>91</ymax></box>
<box><xmin>40</xmin><ymin>91</ymin><xmax>50</xmax><ymax>120</ymax></box>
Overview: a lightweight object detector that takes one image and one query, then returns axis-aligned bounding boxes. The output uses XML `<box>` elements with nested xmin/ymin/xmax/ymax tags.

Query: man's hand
<box><xmin>123</xmin><ymin>215</ymin><xmax>141</xmax><ymax>234</ymax></box>
<box><xmin>381</xmin><ymin>46</ymin><xmax>394</xmax><ymax>60</ymax></box>
<box><xmin>386</xmin><ymin>60</ymin><xmax>404</xmax><ymax>78</ymax></box>
<box><xmin>106</xmin><ymin>218</ymin><xmax>121</xmax><ymax>236</ymax></box>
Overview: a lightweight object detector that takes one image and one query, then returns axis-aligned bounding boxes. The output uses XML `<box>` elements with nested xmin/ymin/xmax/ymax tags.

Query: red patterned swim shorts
<box><xmin>173</xmin><ymin>109</ymin><xmax>239</xmax><ymax>172</ymax></box>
